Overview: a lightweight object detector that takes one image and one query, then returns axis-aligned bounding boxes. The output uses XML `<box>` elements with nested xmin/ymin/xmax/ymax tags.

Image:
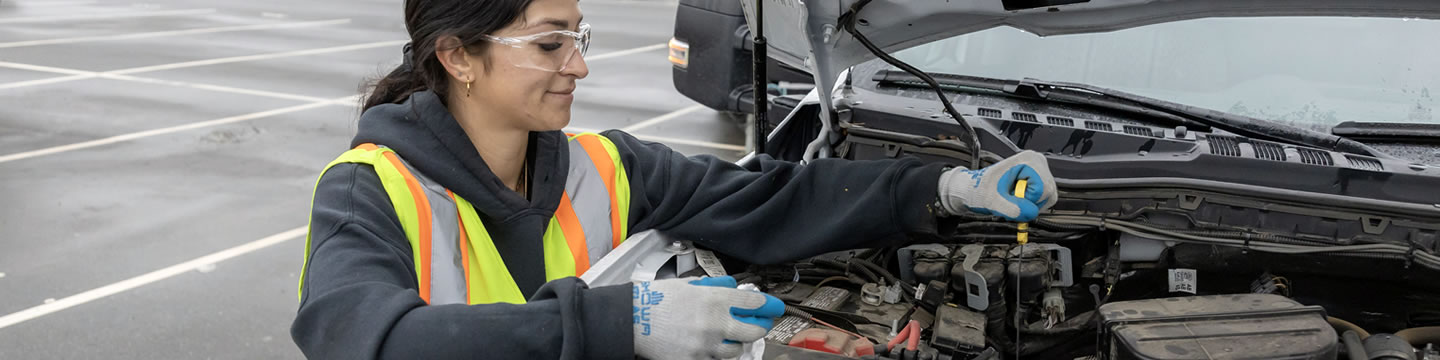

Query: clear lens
<box><xmin>491</xmin><ymin>24</ymin><xmax>590</xmax><ymax>72</ymax></box>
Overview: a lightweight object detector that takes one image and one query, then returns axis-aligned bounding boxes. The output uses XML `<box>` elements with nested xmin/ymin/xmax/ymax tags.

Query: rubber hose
<box><xmin>1396</xmin><ymin>326</ymin><xmax>1440</xmax><ymax>346</ymax></box>
<box><xmin>954</xmin><ymin>222</ymin><xmax>1082</xmax><ymax>239</ymax></box>
<box><xmin>811</xmin><ymin>259</ymin><xmax>875</xmax><ymax>282</ymax></box>
<box><xmin>849</xmin><ymin>263</ymin><xmax>882</xmax><ymax>285</ymax></box>
<box><xmin>850</xmin><ymin>258</ymin><xmax>905</xmax><ymax>287</ymax></box>
<box><xmin>1330</xmin><ymin>317</ymin><xmax>1372</xmax><ymax>339</ymax></box>
<box><xmin>1178</xmin><ymin>229</ymin><xmax>1335</xmax><ymax>247</ymax></box>
<box><xmin>1342</xmin><ymin>331</ymin><xmax>1369</xmax><ymax>360</ymax></box>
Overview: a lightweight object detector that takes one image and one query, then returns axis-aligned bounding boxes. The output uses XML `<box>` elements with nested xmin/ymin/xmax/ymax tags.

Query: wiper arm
<box><xmin>875</xmin><ymin>70</ymin><xmax>1395</xmax><ymax>158</ymax></box>
<box><xmin>1332</xmin><ymin>121</ymin><xmax>1440</xmax><ymax>144</ymax></box>
<box><xmin>875</xmin><ymin>70</ymin><xmax>1210</xmax><ymax>129</ymax></box>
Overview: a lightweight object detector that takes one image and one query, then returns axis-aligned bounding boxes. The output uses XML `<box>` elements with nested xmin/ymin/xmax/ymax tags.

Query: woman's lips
<box><xmin>546</xmin><ymin>88</ymin><xmax>575</xmax><ymax>101</ymax></box>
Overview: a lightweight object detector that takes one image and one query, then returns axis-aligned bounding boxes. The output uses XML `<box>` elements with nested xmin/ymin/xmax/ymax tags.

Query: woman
<box><xmin>290</xmin><ymin>0</ymin><xmax>1057</xmax><ymax>358</ymax></box>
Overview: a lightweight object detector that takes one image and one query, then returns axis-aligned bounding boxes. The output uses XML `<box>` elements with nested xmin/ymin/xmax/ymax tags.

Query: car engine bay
<box><xmin>700</xmin><ymin>209</ymin><xmax>1440</xmax><ymax>360</ymax></box>
<box><xmin>679</xmin><ymin>72</ymin><xmax>1440</xmax><ymax>359</ymax></box>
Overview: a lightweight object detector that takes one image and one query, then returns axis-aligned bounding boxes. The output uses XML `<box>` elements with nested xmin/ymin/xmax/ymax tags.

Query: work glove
<box><xmin>937</xmin><ymin>150</ymin><xmax>1058</xmax><ymax>222</ymax></box>
<box><xmin>633</xmin><ymin>276</ymin><xmax>785</xmax><ymax>360</ymax></box>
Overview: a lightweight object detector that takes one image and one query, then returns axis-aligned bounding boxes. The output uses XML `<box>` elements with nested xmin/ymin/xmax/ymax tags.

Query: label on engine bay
<box><xmin>693</xmin><ymin>249</ymin><xmax>726</xmax><ymax>277</ymax></box>
<box><xmin>764</xmin><ymin>287</ymin><xmax>850</xmax><ymax>344</ymax></box>
<box><xmin>1169</xmin><ymin>269</ymin><xmax>1197</xmax><ymax>294</ymax></box>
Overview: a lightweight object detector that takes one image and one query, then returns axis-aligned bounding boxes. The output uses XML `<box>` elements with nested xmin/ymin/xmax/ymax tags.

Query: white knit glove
<box><xmin>633</xmin><ymin>276</ymin><xmax>784</xmax><ymax>359</ymax></box>
<box><xmin>938</xmin><ymin>150</ymin><xmax>1058</xmax><ymax>222</ymax></box>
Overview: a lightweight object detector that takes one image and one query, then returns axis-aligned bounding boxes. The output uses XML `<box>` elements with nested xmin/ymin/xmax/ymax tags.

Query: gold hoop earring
<box><xmin>466</xmin><ymin>81</ymin><xmax>472</xmax><ymax>97</ymax></box>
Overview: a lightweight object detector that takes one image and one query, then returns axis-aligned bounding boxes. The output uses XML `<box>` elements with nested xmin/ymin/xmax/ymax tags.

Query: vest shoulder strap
<box><xmin>298</xmin><ymin>144</ymin><xmax>433</xmax><ymax>302</ymax></box>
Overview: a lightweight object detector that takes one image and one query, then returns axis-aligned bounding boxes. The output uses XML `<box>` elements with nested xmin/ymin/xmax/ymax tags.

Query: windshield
<box><xmin>892</xmin><ymin>17</ymin><xmax>1440</xmax><ymax>130</ymax></box>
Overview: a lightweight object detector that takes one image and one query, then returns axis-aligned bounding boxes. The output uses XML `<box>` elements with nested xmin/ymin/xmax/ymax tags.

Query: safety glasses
<box><xmin>481</xmin><ymin>23</ymin><xmax>591</xmax><ymax>72</ymax></box>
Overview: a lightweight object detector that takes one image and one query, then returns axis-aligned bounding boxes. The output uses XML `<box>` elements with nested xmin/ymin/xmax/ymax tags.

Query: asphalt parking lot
<box><xmin>0</xmin><ymin>0</ymin><xmax>743</xmax><ymax>358</ymax></box>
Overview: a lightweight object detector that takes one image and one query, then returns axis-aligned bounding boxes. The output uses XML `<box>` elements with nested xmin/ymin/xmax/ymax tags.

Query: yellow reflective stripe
<box><xmin>543</xmin><ymin>216</ymin><xmax>578</xmax><ymax>281</ymax></box>
<box><xmin>453</xmin><ymin>195</ymin><xmax>526</xmax><ymax>304</ymax></box>
<box><xmin>299</xmin><ymin>144</ymin><xmax>429</xmax><ymax>303</ymax></box>
<box><xmin>595</xmin><ymin>135</ymin><xmax>631</xmax><ymax>242</ymax></box>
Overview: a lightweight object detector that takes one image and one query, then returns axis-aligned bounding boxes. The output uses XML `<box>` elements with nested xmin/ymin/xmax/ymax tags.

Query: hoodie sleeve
<box><xmin>603</xmin><ymin>130</ymin><xmax>949</xmax><ymax>265</ymax></box>
<box><xmin>292</xmin><ymin>163</ymin><xmax>633</xmax><ymax>360</ymax></box>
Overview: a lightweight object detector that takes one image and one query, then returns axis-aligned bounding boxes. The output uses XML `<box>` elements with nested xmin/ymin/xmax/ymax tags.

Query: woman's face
<box><xmin>466</xmin><ymin>0</ymin><xmax>588</xmax><ymax>131</ymax></box>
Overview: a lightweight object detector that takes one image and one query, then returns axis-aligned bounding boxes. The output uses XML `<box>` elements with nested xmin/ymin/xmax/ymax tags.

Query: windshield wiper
<box><xmin>1332</xmin><ymin>121</ymin><xmax>1440</xmax><ymax>144</ymax></box>
<box><xmin>874</xmin><ymin>70</ymin><xmax>1394</xmax><ymax>159</ymax></box>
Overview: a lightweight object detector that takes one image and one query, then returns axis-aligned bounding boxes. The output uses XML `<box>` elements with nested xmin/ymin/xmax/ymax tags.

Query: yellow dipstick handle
<box><xmin>1015</xmin><ymin>179</ymin><xmax>1029</xmax><ymax>245</ymax></box>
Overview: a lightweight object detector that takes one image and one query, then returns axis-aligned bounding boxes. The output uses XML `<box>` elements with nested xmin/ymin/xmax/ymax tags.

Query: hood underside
<box><xmin>741</xmin><ymin>0</ymin><xmax>1440</xmax><ymax>96</ymax></box>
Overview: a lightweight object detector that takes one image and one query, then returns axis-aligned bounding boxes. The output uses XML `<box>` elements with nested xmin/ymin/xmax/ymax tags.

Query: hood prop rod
<box><xmin>751</xmin><ymin>0</ymin><xmax>768</xmax><ymax>153</ymax></box>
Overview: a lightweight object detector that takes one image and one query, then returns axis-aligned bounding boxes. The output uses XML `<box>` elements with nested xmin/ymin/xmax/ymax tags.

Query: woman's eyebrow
<box><xmin>527</xmin><ymin>18</ymin><xmax>570</xmax><ymax>30</ymax></box>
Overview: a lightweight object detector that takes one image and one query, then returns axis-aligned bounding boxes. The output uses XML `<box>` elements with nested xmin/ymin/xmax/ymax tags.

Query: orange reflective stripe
<box><xmin>381</xmin><ymin>150</ymin><xmax>433</xmax><ymax>304</ymax></box>
<box><xmin>449</xmin><ymin>190</ymin><xmax>472</xmax><ymax>305</ymax></box>
<box><xmin>355</xmin><ymin>143</ymin><xmax>379</xmax><ymax>151</ymax></box>
<box><xmin>574</xmin><ymin>135</ymin><xmax>624</xmax><ymax>248</ymax></box>
<box><xmin>555</xmin><ymin>192</ymin><xmax>590</xmax><ymax>274</ymax></box>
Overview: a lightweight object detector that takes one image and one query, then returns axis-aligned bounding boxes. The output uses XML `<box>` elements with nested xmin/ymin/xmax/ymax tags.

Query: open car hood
<box><xmin>740</xmin><ymin>0</ymin><xmax>1440</xmax><ymax>111</ymax></box>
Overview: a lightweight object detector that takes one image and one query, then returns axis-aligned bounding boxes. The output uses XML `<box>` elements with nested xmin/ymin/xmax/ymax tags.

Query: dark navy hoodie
<box><xmin>291</xmin><ymin>91</ymin><xmax>948</xmax><ymax>359</ymax></box>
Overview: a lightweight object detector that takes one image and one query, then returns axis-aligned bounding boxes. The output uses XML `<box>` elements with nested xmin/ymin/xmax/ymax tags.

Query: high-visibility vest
<box><xmin>298</xmin><ymin>133</ymin><xmax>631</xmax><ymax>305</ymax></box>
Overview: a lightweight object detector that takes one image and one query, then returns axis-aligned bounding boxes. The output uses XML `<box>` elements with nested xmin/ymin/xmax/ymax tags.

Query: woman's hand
<box><xmin>937</xmin><ymin>150</ymin><xmax>1058</xmax><ymax>222</ymax></box>
<box><xmin>633</xmin><ymin>276</ymin><xmax>784</xmax><ymax>359</ymax></box>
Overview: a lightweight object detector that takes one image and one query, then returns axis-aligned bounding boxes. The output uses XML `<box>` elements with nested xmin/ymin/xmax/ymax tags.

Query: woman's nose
<box><xmin>561</xmin><ymin>51</ymin><xmax>589</xmax><ymax>79</ymax></box>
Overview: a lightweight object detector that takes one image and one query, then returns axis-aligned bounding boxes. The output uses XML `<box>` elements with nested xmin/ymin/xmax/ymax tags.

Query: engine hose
<box><xmin>810</xmin><ymin>259</ymin><xmax>881</xmax><ymax>284</ymax></box>
<box><xmin>1329</xmin><ymin>317</ymin><xmax>1372</xmax><ymax>339</ymax></box>
<box><xmin>955</xmin><ymin>222</ymin><xmax>1084</xmax><ymax>239</ymax></box>
<box><xmin>1176</xmin><ymin>229</ymin><xmax>1335</xmax><ymax>247</ymax></box>
<box><xmin>850</xmin><ymin>258</ymin><xmax>905</xmax><ymax>287</ymax></box>
<box><xmin>1396</xmin><ymin>326</ymin><xmax>1440</xmax><ymax>346</ymax></box>
<box><xmin>1342</xmin><ymin>331</ymin><xmax>1369</xmax><ymax>360</ymax></box>
<box><xmin>1032</xmin><ymin>220</ymin><xmax>1095</xmax><ymax>231</ymax></box>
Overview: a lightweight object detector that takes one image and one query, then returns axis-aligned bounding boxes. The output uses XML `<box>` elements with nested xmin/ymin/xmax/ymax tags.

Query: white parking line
<box><xmin>0</xmin><ymin>40</ymin><xmax>408</xmax><ymax>91</ymax></box>
<box><xmin>10</xmin><ymin>0</ymin><xmax>98</xmax><ymax>7</ymax></box>
<box><xmin>0</xmin><ymin>96</ymin><xmax>355</xmax><ymax>164</ymax></box>
<box><xmin>0</xmin><ymin>74</ymin><xmax>94</xmax><ymax>91</ymax></box>
<box><xmin>586</xmin><ymin>43</ymin><xmax>666</xmax><ymax>61</ymax></box>
<box><xmin>102</xmin><ymin>74</ymin><xmax>332</xmax><ymax>102</ymax></box>
<box><xmin>0</xmin><ymin>18</ymin><xmax>352</xmax><ymax>49</ymax></box>
<box><xmin>620</xmin><ymin>104</ymin><xmax>707</xmax><ymax>132</ymax></box>
<box><xmin>12</xmin><ymin>0</ymin><xmax>99</xmax><ymax>8</ymax></box>
<box><xmin>0</xmin><ymin>226</ymin><xmax>307</xmax><ymax>330</ymax></box>
<box><xmin>109</xmin><ymin>40</ymin><xmax>410</xmax><ymax>75</ymax></box>
<box><xmin>0</xmin><ymin>8</ymin><xmax>216</xmax><ymax>25</ymax></box>
<box><xmin>0</xmin><ymin>61</ymin><xmax>93</xmax><ymax>76</ymax></box>
<box><xmin>0</xmin><ymin>62</ymin><xmax>330</xmax><ymax>102</ymax></box>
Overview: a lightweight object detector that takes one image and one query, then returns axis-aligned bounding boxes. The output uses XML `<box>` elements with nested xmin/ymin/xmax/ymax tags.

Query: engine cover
<box><xmin>1099</xmin><ymin>294</ymin><xmax>1337</xmax><ymax>360</ymax></box>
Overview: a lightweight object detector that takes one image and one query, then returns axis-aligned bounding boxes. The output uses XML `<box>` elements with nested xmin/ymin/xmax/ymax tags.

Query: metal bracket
<box><xmin>959</xmin><ymin>245</ymin><xmax>991</xmax><ymax>311</ymax></box>
<box><xmin>580</xmin><ymin>230</ymin><xmax>696</xmax><ymax>286</ymax></box>
<box><xmin>896</xmin><ymin>244</ymin><xmax>950</xmax><ymax>283</ymax></box>
<box><xmin>1008</xmin><ymin>243</ymin><xmax>1074</xmax><ymax>287</ymax></box>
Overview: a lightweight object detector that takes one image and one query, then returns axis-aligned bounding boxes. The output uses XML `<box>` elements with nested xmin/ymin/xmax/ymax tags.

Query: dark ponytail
<box><xmin>362</xmin><ymin>0</ymin><xmax>538</xmax><ymax>111</ymax></box>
